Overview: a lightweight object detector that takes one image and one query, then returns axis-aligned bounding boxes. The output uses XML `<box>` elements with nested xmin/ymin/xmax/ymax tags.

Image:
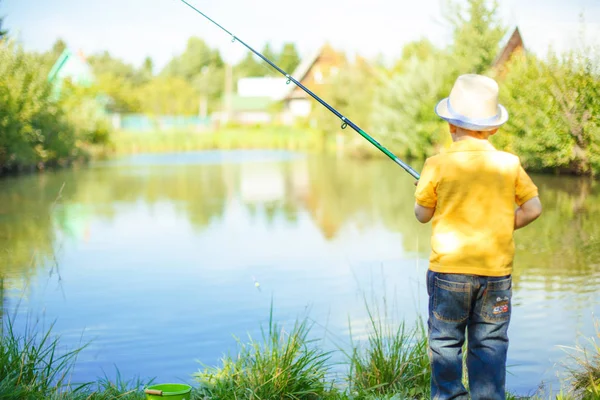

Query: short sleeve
<box><xmin>515</xmin><ymin>164</ymin><xmax>538</xmax><ymax>206</ymax></box>
<box><xmin>415</xmin><ymin>158</ymin><xmax>439</xmax><ymax>208</ymax></box>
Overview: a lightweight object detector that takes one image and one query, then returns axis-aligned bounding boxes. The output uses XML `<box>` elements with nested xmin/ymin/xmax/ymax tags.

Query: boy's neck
<box><xmin>451</xmin><ymin>127</ymin><xmax>494</xmax><ymax>142</ymax></box>
<box><xmin>452</xmin><ymin>134</ymin><xmax>490</xmax><ymax>143</ymax></box>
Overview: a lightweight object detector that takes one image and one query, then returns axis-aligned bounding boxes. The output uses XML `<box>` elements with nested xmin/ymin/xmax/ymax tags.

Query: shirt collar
<box><xmin>445</xmin><ymin>138</ymin><xmax>497</xmax><ymax>153</ymax></box>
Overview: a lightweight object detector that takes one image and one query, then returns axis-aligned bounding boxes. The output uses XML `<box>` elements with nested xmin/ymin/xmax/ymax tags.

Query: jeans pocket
<box><xmin>433</xmin><ymin>276</ymin><xmax>471</xmax><ymax>323</ymax></box>
<box><xmin>481</xmin><ymin>277</ymin><xmax>512</xmax><ymax>323</ymax></box>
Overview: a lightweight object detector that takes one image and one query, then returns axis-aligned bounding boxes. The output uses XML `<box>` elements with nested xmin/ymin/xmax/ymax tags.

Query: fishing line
<box><xmin>178</xmin><ymin>0</ymin><xmax>421</xmax><ymax>180</ymax></box>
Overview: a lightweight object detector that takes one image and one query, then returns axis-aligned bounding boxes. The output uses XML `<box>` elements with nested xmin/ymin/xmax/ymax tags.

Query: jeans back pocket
<box><xmin>433</xmin><ymin>276</ymin><xmax>471</xmax><ymax>323</ymax></box>
<box><xmin>480</xmin><ymin>277</ymin><xmax>512</xmax><ymax>323</ymax></box>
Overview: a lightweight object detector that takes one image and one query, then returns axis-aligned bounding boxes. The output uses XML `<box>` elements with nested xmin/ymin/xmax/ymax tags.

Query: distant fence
<box><xmin>110</xmin><ymin>114</ymin><xmax>213</xmax><ymax>132</ymax></box>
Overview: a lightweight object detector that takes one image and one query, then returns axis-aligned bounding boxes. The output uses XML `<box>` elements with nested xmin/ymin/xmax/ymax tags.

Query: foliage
<box><xmin>2</xmin><ymin>0</ymin><xmax>600</xmax><ymax>178</ymax></box>
<box><xmin>443</xmin><ymin>0</ymin><xmax>506</xmax><ymax>75</ymax></box>
<box><xmin>0</xmin><ymin>42</ymin><xmax>76</xmax><ymax>172</ymax></box>
<box><xmin>279</xmin><ymin>42</ymin><xmax>302</xmax><ymax>73</ymax></box>
<box><xmin>85</xmin><ymin>51</ymin><xmax>153</xmax><ymax>114</ymax></box>
<box><xmin>371</xmin><ymin>52</ymin><xmax>452</xmax><ymax>160</ymax></box>
<box><xmin>160</xmin><ymin>37</ymin><xmax>224</xmax><ymax>114</ymax></box>
<box><xmin>367</xmin><ymin>0</ymin><xmax>506</xmax><ymax>161</ymax></box>
<box><xmin>311</xmin><ymin>56</ymin><xmax>381</xmax><ymax>155</ymax></box>
<box><xmin>0</xmin><ymin>41</ymin><xmax>112</xmax><ymax>174</ymax></box>
<box><xmin>60</xmin><ymin>82</ymin><xmax>112</xmax><ymax>145</ymax></box>
<box><xmin>234</xmin><ymin>42</ymin><xmax>301</xmax><ymax>79</ymax></box>
<box><xmin>235</xmin><ymin>51</ymin><xmax>268</xmax><ymax>79</ymax></box>
<box><xmin>136</xmin><ymin>76</ymin><xmax>200</xmax><ymax>116</ymax></box>
<box><xmin>0</xmin><ymin>0</ymin><xmax>6</xmax><ymax>39</ymax></box>
<box><xmin>494</xmin><ymin>47</ymin><xmax>600</xmax><ymax>176</ymax></box>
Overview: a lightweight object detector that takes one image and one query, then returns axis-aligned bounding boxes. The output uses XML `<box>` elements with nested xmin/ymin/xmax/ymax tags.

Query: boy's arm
<box><xmin>514</xmin><ymin>196</ymin><xmax>542</xmax><ymax>230</ymax></box>
<box><xmin>415</xmin><ymin>203</ymin><xmax>435</xmax><ymax>223</ymax></box>
<box><xmin>514</xmin><ymin>163</ymin><xmax>541</xmax><ymax>229</ymax></box>
<box><xmin>413</xmin><ymin>158</ymin><xmax>438</xmax><ymax>224</ymax></box>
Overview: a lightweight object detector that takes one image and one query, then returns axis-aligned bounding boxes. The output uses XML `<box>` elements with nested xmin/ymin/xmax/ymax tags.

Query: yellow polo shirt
<box><xmin>415</xmin><ymin>138</ymin><xmax>538</xmax><ymax>276</ymax></box>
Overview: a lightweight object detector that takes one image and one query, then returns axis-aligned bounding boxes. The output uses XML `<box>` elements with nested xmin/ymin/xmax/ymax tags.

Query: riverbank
<box><xmin>105</xmin><ymin>126</ymin><xmax>334</xmax><ymax>155</ymax></box>
<box><xmin>2</xmin><ymin>306</ymin><xmax>598</xmax><ymax>399</ymax></box>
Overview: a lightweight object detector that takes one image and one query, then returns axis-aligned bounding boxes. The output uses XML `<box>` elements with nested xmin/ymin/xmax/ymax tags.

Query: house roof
<box><xmin>281</xmin><ymin>44</ymin><xmax>336</xmax><ymax>99</ymax></box>
<box><xmin>47</xmin><ymin>48</ymin><xmax>95</xmax><ymax>87</ymax></box>
<box><xmin>288</xmin><ymin>47</ymin><xmax>323</xmax><ymax>84</ymax></box>
<box><xmin>492</xmin><ymin>26</ymin><xmax>526</xmax><ymax>67</ymax></box>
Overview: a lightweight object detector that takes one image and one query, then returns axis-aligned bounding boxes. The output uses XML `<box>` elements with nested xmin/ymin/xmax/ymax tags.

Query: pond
<box><xmin>1</xmin><ymin>149</ymin><xmax>599</xmax><ymax>396</ymax></box>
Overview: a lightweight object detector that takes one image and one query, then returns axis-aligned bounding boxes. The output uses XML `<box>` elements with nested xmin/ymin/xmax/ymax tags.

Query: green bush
<box><xmin>0</xmin><ymin>41</ymin><xmax>111</xmax><ymax>175</ymax></box>
<box><xmin>495</xmin><ymin>48</ymin><xmax>600</xmax><ymax>177</ymax></box>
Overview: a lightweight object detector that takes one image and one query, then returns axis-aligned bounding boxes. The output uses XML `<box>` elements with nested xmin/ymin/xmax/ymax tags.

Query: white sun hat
<box><xmin>435</xmin><ymin>74</ymin><xmax>509</xmax><ymax>131</ymax></box>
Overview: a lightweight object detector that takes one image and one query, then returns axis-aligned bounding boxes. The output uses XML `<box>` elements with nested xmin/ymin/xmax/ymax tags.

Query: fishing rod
<box><xmin>178</xmin><ymin>0</ymin><xmax>421</xmax><ymax>180</ymax></box>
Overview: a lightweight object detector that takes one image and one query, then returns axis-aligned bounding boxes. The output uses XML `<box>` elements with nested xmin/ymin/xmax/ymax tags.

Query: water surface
<box><xmin>1</xmin><ymin>150</ymin><xmax>599</xmax><ymax>396</ymax></box>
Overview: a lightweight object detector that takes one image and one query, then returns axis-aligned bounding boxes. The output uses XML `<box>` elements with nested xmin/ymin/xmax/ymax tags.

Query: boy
<box><xmin>414</xmin><ymin>74</ymin><xmax>542</xmax><ymax>400</ymax></box>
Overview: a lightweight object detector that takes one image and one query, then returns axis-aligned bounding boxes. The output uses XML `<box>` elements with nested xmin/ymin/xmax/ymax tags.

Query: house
<box><xmin>216</xmin><ymin>44</ymin><xmax>346</xmax><ymax>126</ymax></box>
<box><xmin>492</xmin><ymin>26</ymin><xmax>526</xmax><ymax>75</ymax></box>
<box><xmin>47</xmin><ymin>48</ymin><xmax>95</xmax><ymax>97</ymax></box>
<box><xmin>281</xmin><ymin>43</ymin><xmax>346</xmax><ymax>122</ymax></box>
<box><xmin>219</xmin><ymin>93</ymin><xmax>277</xmax><ymax>125</ymax></box>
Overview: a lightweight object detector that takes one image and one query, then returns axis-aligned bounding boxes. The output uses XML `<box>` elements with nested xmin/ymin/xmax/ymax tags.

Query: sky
<box><xmin>1</xmin><ymin>0</ymin><xmax>599</xmax><ymax>71</ymax></box>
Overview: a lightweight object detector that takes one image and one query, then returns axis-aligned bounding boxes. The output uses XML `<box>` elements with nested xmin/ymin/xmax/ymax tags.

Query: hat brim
<box><xmin>435</xmin><ymin>98</ymin><xmax>509</xmax><ymax>131</ymax></box>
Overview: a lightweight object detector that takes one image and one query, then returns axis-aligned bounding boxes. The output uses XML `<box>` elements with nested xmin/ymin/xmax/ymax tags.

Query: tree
<box><xmin>0</xmin><ymin>42</ymin><xmax>108</xmax><ymax>173</ymax></box>
<box><xmin>31</xmin><ymin>38</ymin><xmax>69</xmax><ymax>73</ymax></box>
<box><xmin>87</xmin><ymin>51</ymin><xmax>156</xmax><ymax>112</ymax></box>
<box><xmin>444</xmin><ymin>0</ymin><xmax>506</xmax><ymax>74</ymax></box>
<box><xmin>372</xmin><ymin>54</ymin><xmax>452</xmax><ymax>159</ymax></box>
<box><xmin>143</xmin><ymin>57</ymin><xmax>154</xmax><ymax>76</ymax></box>
<box><xmin>0</xmin><ymin>0</ymin><xmax>7</xmax><ymax>39</ymax></box>
<box><xmin>278</xmin><ymin>42</ymin><xmax>301</xmax><ymax>73</ymax></box>
<box><xmin>88</xmin><ymin>51</ymin><xmax>139</xmax><ymax>82</ymax></box>
<box><xmin>161</xmin><ymin>37</ymin><xmax>223</xmax><ymax>81</ymax></box>
<box><xmin>261</xmin><ymin>42</ymin><xmax>279</xmax><ymax>76</ymax></box>
<box><xmin>94</xmin><ymin>72</ymin><xmax>141</xmax><ymax>113</ymax></box>
<box><xmin>161</xmin><ymin>37</ymin><xmax>225</xmax><ymax>112</ymax></box>
<box><xmin>393</xmin><ymin>38</ymin><xmax>439</xmax><ymax>74</ymax></box>
<box><xmin>51</xmin><ymin>39</ymin><xmax>67</xmax><ymax>57</ymax></box>
<box><xmin>233</xmin><ymin>42</ymin><xmax>294</xmax><ymax>78</ymax></box>
<box><xmin>137</xmin><ymin>76</ymin><xmax>200</xmax><ymax>116</ymax></box>
<box><xmin>234</xmin><ymin>51</ymin><xmax>268</xmax><ymax>78</ymax></box>
<box><xmin>371</xmin><ymin>0</ymin><xmax>508</xmax><ymax>160</ymax></box>
<box><xmin>262</xmin><ymin>43</ymin><xmax>277</xmax><ymax>64</ymax></box>
<box><xmin>494</xmin><ymin>48</ymin><xmax>600</xmax><ymax>176</ymax></box>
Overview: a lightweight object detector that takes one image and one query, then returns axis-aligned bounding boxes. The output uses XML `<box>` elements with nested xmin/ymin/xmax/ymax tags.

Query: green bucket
<box><xmin>144</xmin><ymin>383</ymin><xmax>192</xmax><ymax>400</ymax></box>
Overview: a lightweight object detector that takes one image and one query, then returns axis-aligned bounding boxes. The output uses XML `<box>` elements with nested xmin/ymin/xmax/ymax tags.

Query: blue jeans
<box><xmin>426</xmin><ymin>270</ymin><xmax>512</xmax><ymax>400</ymax></box>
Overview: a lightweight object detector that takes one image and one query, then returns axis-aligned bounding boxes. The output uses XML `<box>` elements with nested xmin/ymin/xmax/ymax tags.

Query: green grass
<box><xmin>193</xmin><ymin>304</ymin><xmax>337</xmax><ymax>399</ymax></box>
<box><xmin>106</xmin><ymin>125</ymin><xmax>337</xmax><ymax>156</ymax></box>
<box><xmin>0</xmin><ymin>317</ymin><xmax>154</xmax><ymax>399</ymax></box>
<box><xmin>0</xmin><ymin>318</ymin><xmax>86</xmax><ymax>398</ymax></box>
<box><xmin>558</xmin><ymin>322</ymin><xmax>600</xmax><ymax>400</ymax></box>
<box><xmin>345</xmin><ymin>300</ymin><xmax>430</xmax><ymax>400</ymax></box>
<box><xmin>3</xmin><ymin>303</ymin><xmax>600</xmax><ymax>399</ymax></box>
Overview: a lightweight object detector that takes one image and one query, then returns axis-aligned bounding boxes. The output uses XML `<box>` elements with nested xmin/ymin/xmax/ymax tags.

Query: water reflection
<box><xmin>1</xmin><ymin>152</ymin><xmax>599</xmax><ymax>302</ymax></box>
